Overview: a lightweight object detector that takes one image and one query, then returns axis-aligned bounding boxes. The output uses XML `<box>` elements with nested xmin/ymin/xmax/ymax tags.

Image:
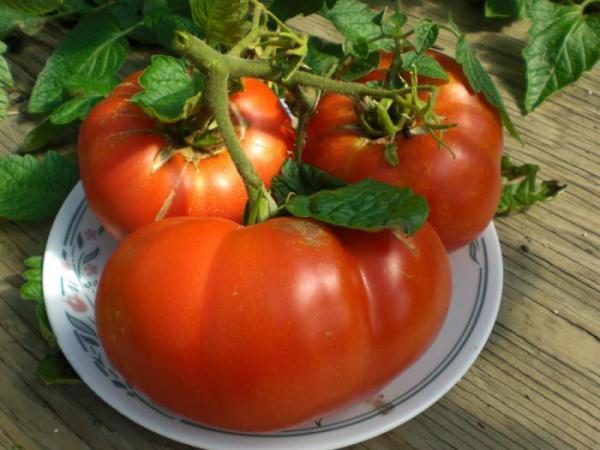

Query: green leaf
<box><xmin>0</xmin><ymin>41</ymin><xmax>12</xmax><ymax>88</ymax></box>
<box><xmin>143</xmin><ymin>12</ymin><xmax>204</xmax><ymax>49</ymax></box>
<box><xmin>0</xmin><ymin>151</ymin><xmax>79</xmax><ymax>220</ymax></box>
<box><xmin>402</xmin><ymin>51</ymin><xmax>447</xmax><ymax>80</ymax></box>
<box><xmin>413</xmin><ymin>19</ymin><xmax>439</xmax><ymax>54</ymax></box>
<box><xmin>49</xmin><ymin>95</ymin><xmax>102</xmax><ymax>125</ymax></box>
<box><xmin>449</xmin><ymin>20</ymin><xmax>521</xmax><ymax>141</ymax></box>
<box><xmin>305</xmin><ymin>37</ymin><xmax>344</xmax><ymax>75</ymax></box>
<box><xmin>286</xmin><ymin>178</ymin><xmax>428</xmax><ymax>234</ymax></box>
<box><xmin>189</xmin><ymin>0</ymin><xmax>249</xmax><ymax>46</ymax></box>
<box><xmin>0</xmin><ymin>89</ymin><xmax>7</xmax><ymax>120</ymax></box>
<box><xmin>341</xmin><ymin>52</ymin><xmax>380</xmax><ymax>81</ymax></box>
<box><xmin>0</xmin><ymin>5</ymin><xmax>43</xmax><ymax>39</ymax></box>
<box><xmin>131</xmin><ymin>55</ymin><xmax>204</xmax><ymax>123</ymax></box>
<box><xmin>268</xmin><ymin>0</ymin><xmax>337</xmax><ymax>21</ymax></box>
<box><xmin>496</xmin><ymin>155</ymin><xmax>566</xmax><ymax>216</ymax></box>
<box><xmin>321</xmin><ymin>0</ymin><xmax>394</xmax><ymax>52</ymax></box>
<box><xmin>0</xmin><ymin>0</ymin><xmax>62</xmax><ymax>15</ymax></box>
<box><xmin>28</xmin><ymin>13</ymin><xmax>130</xmax><ymax>114</ymax></box>
<box><xmin>21</xmin><ymin>118</ymin><xmax>65</xmax><ymax>152</ymax></box>
<box><xmin>37</xmin><ymin>353</ymin><xmax>80</xmax><ymax>385</ymax></box>
<box><xmin>20</xmin><ymin>256</ymin><xmax>43</xmax><ymax>302</ymax></box>
<box><xmin>64</xmin><ymin>74</ymin><xmax>119</xmax><ymax>97</ymax></box>
<box><xmin>20</xmin><ymin>256</ymin><xmax>58</xmax><ymax>348</ymax></box>
<box><xmin>523</xmin><ymin>0</ymin><xmax>600</xmax><ymax>112</ymax></box>
<box><xmin>485</xmin><ymin>0</ymin><xmax>526</xmax><ymax>19</ymax></box>
<box><xmin>271</xmin><ymin>160</ymin><xmax>347</xmax><ymax>204</ymax></box>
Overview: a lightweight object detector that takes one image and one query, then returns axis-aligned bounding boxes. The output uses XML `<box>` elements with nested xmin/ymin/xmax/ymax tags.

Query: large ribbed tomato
<box><xmin>303</xmin><ymin>52</ymin><xmax>503</xmax><ymax>251</ymax></box>
<box><xmin>96</xmin><ymin>216</ymin><xmax>451</xmax><ymax>431</ymax></box>
<box><xmin>78</xmin><ymin>75</ymin><xmax>294</xmax><ymax>239</ymax></box>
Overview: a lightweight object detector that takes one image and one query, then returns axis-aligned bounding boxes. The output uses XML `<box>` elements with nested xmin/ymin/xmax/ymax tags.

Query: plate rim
<box><xmin>43</xmin><ymin>182</ymin><xmax>503</xmax><ymax>450</ymax></box>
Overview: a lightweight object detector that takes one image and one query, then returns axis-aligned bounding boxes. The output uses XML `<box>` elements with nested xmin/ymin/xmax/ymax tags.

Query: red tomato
<box><xmin>303</xmin><ymin>52</ymin><xmax>503</xmax><ymax>251</ymax></box>
<box><xmin>78</xmin><ymin>75</ymin><xmax>294</xmax><ymax>239</ymax></box>
<box><xmin>96</xmin><ymin>216</ymin><xmax>451</xmax><ymax>431</ymax></box>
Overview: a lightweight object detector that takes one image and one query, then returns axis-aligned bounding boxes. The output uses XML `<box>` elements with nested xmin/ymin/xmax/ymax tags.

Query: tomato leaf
<box><xmin>0</xmin><ymin>5</ymin><xmax>40</xmax><ymax>38</ymax></box>
<box><xmin>131</xmin><ymin>55</ymin><xmax>204</xmax><ymax>123</ymax></box>
<box><xmin>271</xmin><ymin>160</ymin><xmax>347</xmax><ymax>204</ymax></box>
<box><xmin>402</xmin><ymin>51</ymin><xmax>448</xmax><ymax>80</ymax></box>
<box><xmin>28</xmin><ymin>13</ymin><xmax>130</xmax><ymax>114</ymax></box>
<box><xmin>341</xmin><ymin>52</ymin><xmax>380</xmax><ymax>81</ymax></box>
<box><xmin>305</xmin><ymin>38</ymin><xmax>344</xmax><ymax>75</ymax></box>
<box><xmin>0</xmin><ymin>40</ymin><xmax>12</xmax><ymax>120</ymax></box>
<box><xmin>496</xmin><ymin>155</ymin><xmax>566</xmax><ymax>216</ymax></box>
<box><xmin>189</xmin><ymin>0</ymin><xmax>249</xmax><ymax>47</ymax></box>
<box><xmin>523</xmin><ymin>0</ymin><xmax>600</xmax><ymax>112</ymax></box>
<box><xmin>21</xmin><ymin>117</ymin><xmax>66</xmax><ymax>152</ymax></box>
<box><xmin>449</xmin><ymin>19</ymin><xmax>521</xmax><ymax>141</ymax></box>
<box><xmin>320</xmin><ymin>0</ymin><xmax>394</xmax><ymax>52</ymax></box>
<box><xmin>286</xmin><ymin>178</ymin><xmax>428</xmax><ymax>234</ymax></box>
<box><xmin>0</xmin><ymin>0</ymin><xmax>62</xmax><ymax>15</ymax></box>
<box><xmin>268</xmin><ymin>0</ymin><xmax>337</xmax><ymax>21</ymax></box>
<box><xmin>0</xmin><ymin>151</ymin><xmax>79</xmax><ymax>220</ymax></box>
<box><xmin>49</xmin><ymin>95</ymin><xmax>102</xmax><ymax>125</ymax></box>
<box><xmin>413</xmin><ymin>19</ymin><xmax>439</xmax><ymax>55</ymax></box>
<box><xmin>37</xmin><ymin>353</ymin><xmax>80</xmax><ymax>385</ymax></box>
<box><xmin>20</xmin><ymin>256</ymin><xmax>58</xmax><ymax>348</ymax></box>
<box><xmin>485</xmin><ymin>0</ymin><xmax>526</xmax><ymax>19</ymax></box>
<box><xmin>63</xmin><ymin>74</ymin><xmax>120</xmax><ymax>97</ymax></box>
<box><xmin>143</xmin><ymin>12</ymin><xmax>204</xmax><ymax>49</ymax></box>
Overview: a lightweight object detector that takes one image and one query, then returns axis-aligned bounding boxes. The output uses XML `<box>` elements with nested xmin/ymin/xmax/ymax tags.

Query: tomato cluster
<box><xmin>86</xmin><ymin>51</ymin><xmax>502</xmax><ymax>432</ymax></box>
<box><xmin>303</xmin><ymin>52</ymin><xmax>503</xmax><ymax>251</ymax></box>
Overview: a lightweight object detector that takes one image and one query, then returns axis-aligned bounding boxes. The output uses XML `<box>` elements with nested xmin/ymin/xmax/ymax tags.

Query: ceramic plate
<box><xmin>43</xmin><ymin>182</ymin><xmax>503</xmax><ymax>450</ymax></box>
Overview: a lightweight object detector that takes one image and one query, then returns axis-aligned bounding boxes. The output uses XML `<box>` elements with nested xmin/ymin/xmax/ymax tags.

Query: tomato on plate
<box><xmin>303</xmin><ymin>52</ymin><xmax>503</xmax><ymax>251</ymax></box>
<box><xmin>78</xmin><ymin>75</ymin><xmax>294</xmax><ymax>239</ymax></box>
<box><xmin>96</xmin><ymin>216</ymin><xmax>451</xmax><ymax>431</ymax></box>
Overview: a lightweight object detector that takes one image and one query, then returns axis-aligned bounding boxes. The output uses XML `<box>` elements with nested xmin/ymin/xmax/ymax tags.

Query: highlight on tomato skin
<box><xmin>303</xmin><ymin>51</ymin><xmax>504</xmax><ymax>252</ymax></box>
<box><xmin>78</xmin><ymin>75</ymin><xmax>295</xmax><ymax>240</ymax></box>
<box><xmin>95</xmin><ymin>216</ymin><xmax>451</xmax><ymax>432</ymax></box>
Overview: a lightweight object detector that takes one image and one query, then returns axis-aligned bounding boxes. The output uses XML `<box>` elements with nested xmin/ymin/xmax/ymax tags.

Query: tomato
<box><xmin>303</xmin><ymin>52</ymin><xmax>503</xmax><ymax>251</ymax></box>
<box><xmin>96</xmin><ymin>216</ymin><xmax>451</xmax><ymax>431</ymax></box>
<box><xmin>78</xmin><ymin>75</ymin><xmax>294</xmax><ymax>239</ymax></box>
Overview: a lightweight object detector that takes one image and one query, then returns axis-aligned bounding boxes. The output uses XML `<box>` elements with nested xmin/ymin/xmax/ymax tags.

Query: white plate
<box><xmin>43</xmin><ymin>182</ymin><xmax>503</xmax><ymax>450</ymax></box>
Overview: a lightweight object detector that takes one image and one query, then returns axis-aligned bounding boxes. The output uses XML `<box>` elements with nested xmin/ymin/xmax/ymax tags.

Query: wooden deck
<box><xmin>1</xmin><ymin>1</ymin><xmax>598</xmax><ymax>448</ymax></box>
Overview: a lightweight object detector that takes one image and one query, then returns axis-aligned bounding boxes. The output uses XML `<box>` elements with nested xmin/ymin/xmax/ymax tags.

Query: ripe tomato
<box><xmin>78</xmin><ymin>75</ymin><xmax>294</xmax><ymax>239</ymax></box>
<box><xmin>96</xmin><ymin>216</ymin><xmax>451</xmax><ymax>431</ymax></box>
<box><xmin>303</xmin><ymin>52</ymin><xmax>503</xmax><ymax>251</ymax></box>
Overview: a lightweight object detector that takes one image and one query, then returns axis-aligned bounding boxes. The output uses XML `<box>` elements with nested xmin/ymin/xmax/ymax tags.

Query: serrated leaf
<box><xmin>0</xmin><ymin>89</ymin><xmax>8</xmax><ymax>120</ymax></box>
<box><xmin>268</xmin><ymin>0</ymin><xmax>337</xmax><ymax>21</ymax></box>
<box><xmin>131</xmin><ymin>55</ymin><xmax>204</xmax><ymax>123</ymax></box>
<box><xmin>496</xmin><ymin>155</ymin><xmax>566</xmax><ymax>216</ymax></box>
<box><xmin>286</xmin><ymin>178</ymin><xmax>428</xmax><ymax>234</ymax></box>
<box><xmin>450</xmin><ymin>21</ymin><xmax>521</xmax><ymax>141</ymax></box>
<box><xmin>305</xmin><ymin>37</ymin><xmax>344</xmax><ymax>75</ymax></box>
<box><xmin>20</xmin><ymin>256</ymin><xmax>43</xmax><ymax>302</ymax></box>
<box><xmin>485</xmin><ymin>0</ymin><xmax>526</xmax><ymax>19</ymax></box>
<box><xmin>0</xmin><ymin>0</ymin><xmax>62</xmax><ymax>15</ymax></box>
<box><xmin>0</xmin><ymin>151</ymin><xmax>79</xmax><ymax>220</ymax></box>
<box><xmin>189</xmin><ymin>0</ymin><xmax>249</xmax><ymax>46</ymax></box>
<box><xmin>49</xmin><ymin>95</ymin><xmax>102</xmax><ymax>125</ymax></box>
<box><xmin>271</xmin><ymin>160</ymin><xmax>347</xmax><ymax>204</ymax></box>
<box><xmin>64</xmin><ymin>74</ymin><xmax>119</xmax><ymax>97</ymax></box>
<box><xmin>0</xmin><ymin>5</ymin><xmax>43</xmax><ymax>39</ymax></box>
<box><xmin>413</xmin><ymin>19</ymin><xmax>438</xmax><ymax>54</ymax></box>
<box><xmin>143</xmin><ymin>12</ymin><xmax>204</xmax><ymax>49</ymax></box>
<box><xmin>402</xmin><ymin>52</ymin><xmax>447</xmax><ymax>80</ymax></box>
<box><xmin>321</xmin><ymin>0</ymin><xmax>394</xmax><ymax>52</ymax></box>
<box><xmin>21</xmin><ymin>118</ymin><xmax>65</xmax><ymax>152</ymax></box>
<box><xmin>28</xmin><ymin>13</ymin><xmax>130</xmax><ymax>114</ymax></box>
<box><xmin>37</xmin><ymin>353</ymin><xmax>80</xmax><ymax>385</ymax></box>
<box><xmin>341</xmin><ymin>52</ymin><xmax>380</xmax><ymax>81</ymax></box>
<box><xmin>0</xmin><ymin>42</ymin><xmax>12</xmax><ymax>88</ymax></box>
<box><xmin>523</xmin><ymin>1</ymin><xmax>600</xmax><ymax>112</ymax></box>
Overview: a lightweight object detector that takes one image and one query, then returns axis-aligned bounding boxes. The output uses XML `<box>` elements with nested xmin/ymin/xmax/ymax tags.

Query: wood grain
<box><xmin>1</xmin><ymin>1</ymin><xmax>598</xmax><ymax>449</ymax></box>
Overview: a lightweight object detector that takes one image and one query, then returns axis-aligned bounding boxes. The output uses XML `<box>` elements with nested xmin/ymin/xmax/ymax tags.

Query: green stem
<box><xmin>228</xmin><ymin>0</ymin><xmax>264</xmax><ymax>57</ymax></box>
<box><xmin>178</xmin><ymin>31</ymin><xmax>435</xmax><ymax>99</ymax></box>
